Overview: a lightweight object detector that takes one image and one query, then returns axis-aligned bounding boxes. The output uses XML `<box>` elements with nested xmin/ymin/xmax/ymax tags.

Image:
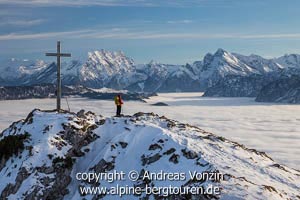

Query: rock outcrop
<box><xmin>256</xmin><ymin>75</ymin><xmax>300</xmax><ymax>103</ymax></box>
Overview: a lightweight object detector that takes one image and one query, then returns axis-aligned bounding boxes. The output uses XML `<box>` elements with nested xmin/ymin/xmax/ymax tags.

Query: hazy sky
<box><xmin>0</xmin><ymin>0</ymin><xmax>300</xmax><ymax>64</ymax></box>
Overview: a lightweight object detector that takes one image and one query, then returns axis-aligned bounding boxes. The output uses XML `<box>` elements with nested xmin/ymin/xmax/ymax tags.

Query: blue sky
<box><xmin>0</xmin><ymin>0</ymin><xmax>300</xmax><ymax>64</ymax></box>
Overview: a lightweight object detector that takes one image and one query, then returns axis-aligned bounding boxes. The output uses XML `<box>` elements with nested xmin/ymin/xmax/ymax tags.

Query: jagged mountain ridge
<box><xmin>256</xmin><ymin>75</ymin><xmax>300</xmax><ymax>103</ymax></box>
<box><xmin>203</xmin><ymin>74</ymin><xmax>266</xmax><ymax>97</ymax></box>
<box><xmin>1</xmin><ymin>49</ymin><xmax>300</xmax><ymax>93</ymax></box>
<box><xmin>203</xmin><ymin>66</ymin><xmax>300</xmax><ymax>102</ymax></box>
<box><xmin>0</xmin><ymin>58</ymin><xmax>47</xmax><ymax>85</ymax></box>
<box><xmin>0</xmin><ymin>109</ymin><xmax>299</xmax><ymax>199</ymax></box>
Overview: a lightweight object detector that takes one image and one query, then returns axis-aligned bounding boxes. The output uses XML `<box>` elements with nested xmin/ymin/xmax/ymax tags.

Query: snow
<box><xmin>1</xmin><ymin>49</ymin><xmax>300</xmax><ymax>92</ymax></box>
<box><xmin>88</xmin><ymin>87</ymin><xmax>128</xmax><ymax>94</ymax></box>
<box><xmin>61</xmin><ymin>60</ymin><xmax>82</xmax><ymax>77</ymax></box>
<box><xmin>199</xmin><ymin>49</ymin><xmax>260</xmax><ymax>80</ymax></box>
<box><xmin>65</xmin><ymin>112</ymin><xmax>299</xmax><ymax>199</ymax></box>
<box><xmin>0</xmin><ymin>110</ymin><xmax>76</xmax><ymax>198</ymax></box>
<box><xmin>0</xmin><ymin>103</ymin><xmax>299</xmax><ymax>199</ymax></box>
<box><xmin>0</xmin><ymin>58</ymin><xmax>47</xmax><ymax>80</ymax></box>
<box><xmin>77</xmin><ymin>50</ymin><xmax>141</xmax><ymax>88</ymax></box>
<box><xmin>0</xmin><ymin>93</ymin><xmax>299</xmax><ymax>171</ymax></box>
<box><xmin>274</xmin><ymin>54</ymin><xmax>300</xmax><ymax>69</ymax></box>
<box><xmin>86</xmin><ymin>50</ymin><xmax>135</xmax><ymax>76</ymax></box>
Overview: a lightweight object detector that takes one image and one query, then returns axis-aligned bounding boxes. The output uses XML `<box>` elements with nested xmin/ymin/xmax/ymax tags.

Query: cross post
<box><xmin>46</xmin><ymin>41</ymin><xmax>71</xmax><ymax>111</ymax></box>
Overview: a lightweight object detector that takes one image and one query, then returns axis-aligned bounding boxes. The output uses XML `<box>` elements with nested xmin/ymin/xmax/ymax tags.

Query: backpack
<box><xmin>114</xmin><ymin>96</ymin><xmax>119</xmax><ymax>105</ymax></box>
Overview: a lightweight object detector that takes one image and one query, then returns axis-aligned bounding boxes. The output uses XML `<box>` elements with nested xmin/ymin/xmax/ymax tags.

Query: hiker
<box><xmin>114</xmin><ymin>94</ymin><xmax>123</xmax><ymax>116</ymax></box>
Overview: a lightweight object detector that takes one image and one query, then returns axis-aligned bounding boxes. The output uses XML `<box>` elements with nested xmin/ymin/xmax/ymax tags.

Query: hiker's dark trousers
<box><xmin>116</xmin><ymin>105</ymin><xmax>122</xmax><ymax>116</ymax></box>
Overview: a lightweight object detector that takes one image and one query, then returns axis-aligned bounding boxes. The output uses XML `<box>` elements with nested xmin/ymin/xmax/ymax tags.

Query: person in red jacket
<box><xmin>114</xmin><ymin>94</ymin><xmax>123</xmax><ymax>116</ymax></box>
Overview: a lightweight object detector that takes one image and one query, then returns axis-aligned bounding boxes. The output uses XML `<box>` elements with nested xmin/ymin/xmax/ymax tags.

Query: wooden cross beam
<box><xmin>45</xmin><ymin>41</ymin><xmax>71</xmax><ymax>111</ymax></box>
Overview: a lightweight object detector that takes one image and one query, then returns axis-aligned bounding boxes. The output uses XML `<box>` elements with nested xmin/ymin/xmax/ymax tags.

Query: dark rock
<box><xmin>157</xmin><ymin>139</ymin><xmax>164</xmax><ymax>143</ymax></box>
<box><xmin>167</xmin><ymin>121</ymin><xmax>176</xmax><ymax>128</ymax></box>
<box><xmin>1</xmin><ymin>167</ymin><xmax>29</xmax><ymax>199</ymax></box>
<box><xmin>151</xmin><ymin>102</ymin><xmax>168</xmax><ymax>106</ymax></box>
<box><xmin>169</xmin><ymin>154</ymin><xmax>180</xmax><ymax>164</ymax></box>
<box><xmin>43</xmin><ymin>125</ymin><xmax>51</xmax><ymax>133</ymax></box>
<box><xmin>23</xmin><ymin>109</ymin><xmax>37</xmax><ymax>124</ymax></box>
<box><xmin>96</xmin><ymin>119</ymin><xmax>106</xmax><ymax>125</ymax></box>
<box><xmin>77</xmin><ymin>109</ymin><xmax>86</xmax><ymax>118</ymax></box>
<box><xmin>271</xmin><ymin>164</ymin><xmax>288</xmax><ymax>172</ymax></box>
<box><xmin>163</xmin><ymin>148</ymin><xmax>176</xmax><ymax>155</ymax></box>
<box><xmin>148</xmin><ymin>144</ymin><xmax>162</xmax><ymax>151</ymax></box>
<box><xmin>83</xmin><ymin>148</ymin><xmax>90</xmax><ymax>153</ymax></box>
<box><xmin>181</xmin><ymin>149</ymin><xmax>198</xmax><ymax>159</ymax></box>
<box><xmin>119</xmin><ymin>142</ymin><xmax>128</xmax><ymax>148</ymax></box>
<box><xmin>263</xmin><ymin>185</ymin><xmax>277</xmax><ymax>193</ymax></box>
<box><xmin>141</xmin><ymin>153</ymin><xmax>162</xmax><ymax>166</ymax></box>
<box><xmin>133</xmin><ymin>112</ymin><xmax>146</xmax><ymax>118</ymax></box>
<box><xmin>93</xmin><ymin>159</ymin><xmax>115</xmax><ymax>174</ymax></box>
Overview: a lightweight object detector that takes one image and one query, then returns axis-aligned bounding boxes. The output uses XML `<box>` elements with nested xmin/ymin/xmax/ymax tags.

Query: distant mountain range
<box><xmin>0</xmin><ymin>50</ymin><xmax>202</xmax><ymax>92</ymax></box>
<box><xmin>1</xmin><ymin>49</ymin><xmax>300</xmax><ymax>103</ymax></box>
<box><xmin>0</xmin><ymin>84</ymin><xmax>154</xmax><ymax>101</ymax></box>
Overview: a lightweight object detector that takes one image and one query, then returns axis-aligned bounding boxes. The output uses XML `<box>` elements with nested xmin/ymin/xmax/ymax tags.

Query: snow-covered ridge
<box><xmin>0</xmin><ymin>109</ymin><xmax>299</xmax><ymax>199</ymax></box>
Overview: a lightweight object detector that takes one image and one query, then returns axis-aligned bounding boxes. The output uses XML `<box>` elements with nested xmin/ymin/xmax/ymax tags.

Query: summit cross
<box><xmin>45</xmin><ymin>41</ymin><xmax>71</xmax><ymax>111</ymax></box>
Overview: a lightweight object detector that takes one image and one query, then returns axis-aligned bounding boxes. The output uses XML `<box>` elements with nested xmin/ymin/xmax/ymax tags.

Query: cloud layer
<box><xmin>0</xmin><ymin>19</ymin><xmax>45</xmax><ymax>27</ymax></box>
<box><xmin>0</xmin><ymin>0</ymin><xmax>223</xmax><ymax>7</ymax></box>
<box><xmin>1</xmin><ymin>28</ymin><xmax>300</xmax><ymax>41</ymax></box>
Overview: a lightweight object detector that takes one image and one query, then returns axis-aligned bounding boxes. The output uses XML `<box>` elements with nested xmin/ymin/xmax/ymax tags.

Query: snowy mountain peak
<box><xmin>148</xmin><ymin>59</ymin><xmax>161</xmax><ymax>65</ymax></box>
<box><xmin>213</xmin><ymin>48</ymin><xmax>239</xmax><ymax>64</ymax></box>
<box><xmin>275</xmin><ymin>54</ymin><xmax>300</xmax><ymax>68</ymax></box>
<box><xmin>88</xmin><ymin>49</ymin><xmax>125</xmax><ymax>59</ymax></box>
<box><xmin>87</xmin><ymin>49</ymin><xmax>135</xmax><ymax>70</ymax></box>
<box><xmin>200</xmin><ymin>48</ymin><xmax>242</xmax><ymax>73</ymax></box>
<box><xmin>202</xmin><ymin>49</ymin><xmax>231</xmax><ymax>66</ymax></box>
<box><xmin>0</xmin><ymin>58</ymin><xmax>48</xmax><ymax>81</ymax></box>
<box><xmin>214</xmin><ymin>48</ymin><xmax>228</xmax><ymax>56</ymax></box>
<box><xmin>0</xmin><ymin>109</ymin><xmax>299</xmax><ymax>199</ymax></box>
